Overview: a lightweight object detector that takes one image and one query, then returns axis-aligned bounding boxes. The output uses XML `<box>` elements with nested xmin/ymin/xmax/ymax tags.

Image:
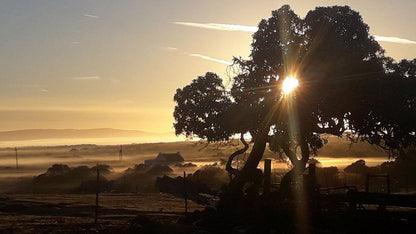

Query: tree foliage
<box><xmin>173</xmin><ymin>72</ymin><xmax>232</xmax><ymax>141</ymax></box>
<box><xmin>349</xmin><ymin>58</ymin><xmax>416</xmax><ymax>156</ymax></box>
<box><xmin>173</xmin><ymin>5</ymin><xmax>416</xmax><ymax>197</ymax></box>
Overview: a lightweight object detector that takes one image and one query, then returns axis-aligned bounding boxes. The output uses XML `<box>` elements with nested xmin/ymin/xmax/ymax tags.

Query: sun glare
<box><xmin>282</xmin><ymin>77</ymin><xmax>299</xmax><ymax>94</ymax></box>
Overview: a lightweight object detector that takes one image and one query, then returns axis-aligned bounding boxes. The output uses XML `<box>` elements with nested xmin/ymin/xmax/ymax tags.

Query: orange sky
<box><xmin>0</xmin><ymin>0</ymin><xmax>415</xmax><ymax>133</ymax></box>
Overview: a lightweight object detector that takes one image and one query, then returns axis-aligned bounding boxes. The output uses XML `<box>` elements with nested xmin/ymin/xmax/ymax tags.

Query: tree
<box><xmin>173</xmin><ymin>5</ymin><xmax>415</xmax><ymax>202</ymax></box>
<box><xmin>348</xmin><ymin>58</ymin><xmax>416</xmax><ymax>158</ymax></box>
<box><xmin>173</xmin><ymin>72</ymin><xmax>232</xmax><ymax>142</ymax></box>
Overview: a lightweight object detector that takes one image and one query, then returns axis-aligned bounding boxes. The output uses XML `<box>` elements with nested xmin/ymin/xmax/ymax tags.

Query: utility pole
<box><xmin>14</xmin><ymin>147</ymin><xmax>18</xmax><ymax>169</ymax></box>
<box><xmin>119</xmin><ymin>145</ymin><xmax>123</xmax><ymax>162</ymax></box>
<box><xmin>183</xmin><ymin>171</ymin><xmax>188</xmax><ymax>214</ymax></box>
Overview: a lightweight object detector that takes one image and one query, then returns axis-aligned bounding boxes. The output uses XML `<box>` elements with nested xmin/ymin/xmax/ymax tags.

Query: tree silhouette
<box><xmin>173</xmin><ymin>5</ymin><xmax>415</xmax><ymax>203</ymax></box>
<box><xmin>349</xmin><ymin>58</ymin><xmax>416</xmax><ymax>157</ymax></box>
<box><xmin>174</xmin><ymin>72</ymin><xmax>232</xmax><ymax>142</ymax></box>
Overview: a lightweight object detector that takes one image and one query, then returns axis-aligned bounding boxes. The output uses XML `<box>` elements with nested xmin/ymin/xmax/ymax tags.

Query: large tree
<box><xmin>173</xmin><ymin>5</ymin><xmax>416</xmax><ymax>200</ymax></box>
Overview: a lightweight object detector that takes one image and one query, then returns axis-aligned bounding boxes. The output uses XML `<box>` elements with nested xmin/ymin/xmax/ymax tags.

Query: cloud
<box><xmin>174</xmin><ymin>21</ymin><xmax>416</xmax><ymax>45</ymax></box>
<box><xmin>84</xmin><ymin>14</ymin><xmax>99</xmax><ymax>19</ymax></box>
<box><xmin>374</xmin><ymin>35</ymin><xmax>416</xmax><ymax>45</ymax></box>
<box><xmin>173</xmin><ymin>22</ymin><xmax>257</xmax><ymax>32</ymax></box>
<box><xmin>187</xmin><ymin>53</ymin><xmax>232</xmax><ymax>65</ymax></box>
<box><xmin>160</xmin><ymin>45</ymin><xmax>231</xmax><ymax>65</ymax></box>
<box><xmin>26</xmin><ymin>84</ymin><xmax>49</xmax><ymax>93</ymax></box>
<box><xmin>161</xmin><ymin>46</ymin><xmax>178</xmax><ymax>51</ymax></box>
<box><xmin>73</xmin><ymin>76</ymin><xmax>101</xmax><ymax>81</ymax></box>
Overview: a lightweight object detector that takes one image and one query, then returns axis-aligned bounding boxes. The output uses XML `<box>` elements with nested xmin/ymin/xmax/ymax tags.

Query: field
<box><xmin>0</xmin><ymin>193</ymin><xmax>203</xmax><ymax>233</ymax></box>
<box><xmin>0</xmin><ymin>136</ymin><xmax>392</xmax><ymax>232</ymax></box>
<box><xmin>0</xmin><ymin>135</ymin><xmax>389</xmax><ymax>178</ymax></box>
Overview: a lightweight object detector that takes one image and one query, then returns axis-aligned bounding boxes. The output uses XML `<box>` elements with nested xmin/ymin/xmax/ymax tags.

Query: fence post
<box><xmin>387</xmin><ymin>174</ymin><xmax>391</xmax><ymax>194</ymax></box>
<box><xmin>183</xmin><ymin>171</ymin><xmax>188</xmax><ymax>214</ymax></box>
<box><xmin>263</xmin><ymin>159</ymin><xmax>272</xmax><ymax>194</ymax></box>
<box><xmin>95</xmin><ymin>166</ymin><xmax>100</xmax><ymax>224</ymax></box>
<box><xmin>15</xmin><ymin>147</ymin><xmax>18</xmax><ymax>169</ymax></box>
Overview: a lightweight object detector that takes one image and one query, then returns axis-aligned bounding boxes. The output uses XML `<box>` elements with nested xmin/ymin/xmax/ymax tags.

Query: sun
<box><xmin>282</xmin><ymin>77</ymin><xmax>299</xmax><ymax>94</ymax></box>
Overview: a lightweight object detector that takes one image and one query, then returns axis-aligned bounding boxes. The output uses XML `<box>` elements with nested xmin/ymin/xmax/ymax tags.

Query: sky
<box><xmin>0</xmin><ymin>0</ymin><xmax>415</xmax><ymax>133</ymax></box>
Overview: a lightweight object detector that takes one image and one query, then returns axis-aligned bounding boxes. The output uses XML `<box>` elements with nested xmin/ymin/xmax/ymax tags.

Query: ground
<box><xmin>0</xmin><ymin>193</ymin><xmax>203</xmax><ymax>233</ymax></box>
<box><xmin>0</xmin><ymin>138</ymin><xmax>394</xmax><ymax>233</ymax></box>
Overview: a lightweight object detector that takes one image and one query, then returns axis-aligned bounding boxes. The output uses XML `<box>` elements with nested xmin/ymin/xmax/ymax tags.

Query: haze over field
<box><xmin>0</xmin><ymin>134</ymin><xmax>389</xmax><ymax>181</ymax></box>
<box><xmin>0</xmin><ymin>128</ymin><xmax>183</xmax><ymax>147</ymax></box>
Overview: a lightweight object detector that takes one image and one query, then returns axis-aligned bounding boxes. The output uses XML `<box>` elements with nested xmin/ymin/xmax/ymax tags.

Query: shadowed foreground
<box><xmin>1</xmin><ymin>192</ymin><xmax>416</xmax><ymax>233</ymax></box>
<box><xmin>0</xmin><ymin>193</ymin><xmax>202</xmax><ymax>233</ymax></box>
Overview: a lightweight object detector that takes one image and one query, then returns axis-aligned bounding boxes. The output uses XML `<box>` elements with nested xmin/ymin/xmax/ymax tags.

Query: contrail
<box><xmin>174</xmin><ymin>21</ymin><xmax>416</xmax><ymax>45</ymax></box>
<box><xmin>162</xmin><ymin>46</ymin><xmax>232</xmax><ymax>65</ymax></box>
<box><xmin>188</xmin><ymin>53</ymin><xmax>232</xmax><ymax>65</ymax></box>
<box><xmin>173</xmin><ymin>22</ymin><xmax>257</xmax><ymax>32</ymax></box>
<box><xmin>84</xmin><ymin>14</ymin><xmax>99</xmax><ymax>19</ymax></box>
<box><xmin>374</xmin><ymin>35</ymin><xmax>416</xmax><ymax>45</ymax></box>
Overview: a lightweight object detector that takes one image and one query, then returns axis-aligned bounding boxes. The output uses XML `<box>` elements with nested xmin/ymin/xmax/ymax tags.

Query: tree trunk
<box><xmin>277</xmin><ymin>139</ymin><xmax>310</xmax><ymax>201</ymax></box>
<box><xmin>230</xmin><ymin>133</ymin><xmax>268</xmax><ymax>192</ymax></box>
<box><xmin>226</xmin><ymin>133</ymin><xmax>249</xmax><ymax>177</ymax></box>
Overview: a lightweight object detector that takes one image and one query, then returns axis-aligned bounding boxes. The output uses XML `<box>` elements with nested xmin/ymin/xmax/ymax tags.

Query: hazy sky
<box><xmin>1</xmin><ymin>0</ymin><xmax>415</xmax><ymax>133</ymax></box>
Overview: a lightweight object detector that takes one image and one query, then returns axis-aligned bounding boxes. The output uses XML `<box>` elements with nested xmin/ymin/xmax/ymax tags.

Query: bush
<box><xmin>33</xmin><ymin>164</ymin><xmax>112</xmax><ymax>193</ymax></box>
<box><xmin>316</xmin><ymin>166</ymin><xmax>341</xmax><ymax>187</ymax></box>
<box><xmin>75</xmin><ymin>177</ymin><xmax>113</xmax><ymax>193</ymax></box>
<box><xmin>344</xmin><ymin>159</ymin><xmax>369</xmax><ymax>175</ymax></box>
<box><xmin>145</xmin><ymin>165</ymin><xmax>173</xmax><ymax>176</ymax></box>
<box><xmin>189</xmin><ymin>166</ymin><xmax>229</xmax><ymax>189</ymax></box>
<box><xmin>112</xmin><ymin>164</ymin><xmax>172</xmax><ymax>193</ymax></box>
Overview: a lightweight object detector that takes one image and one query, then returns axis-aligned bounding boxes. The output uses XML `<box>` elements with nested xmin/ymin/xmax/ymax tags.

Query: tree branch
<box><xmin>226</xmin><ymin>133</ymin><xmax>249</xmax><ymax>176</ymax></box>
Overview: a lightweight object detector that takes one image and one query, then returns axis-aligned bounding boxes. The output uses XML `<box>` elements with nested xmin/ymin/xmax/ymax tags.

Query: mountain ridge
<box><xmin>0</xmin><ymin>128</ymin><xmax>172</xmax><ymax>141</ymax></box>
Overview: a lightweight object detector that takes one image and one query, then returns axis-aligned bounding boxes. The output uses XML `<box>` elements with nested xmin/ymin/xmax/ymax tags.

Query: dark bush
<box><xmin>189</xmin><ymin>166</ymin><xmax>229</xmax><ymax>189</ymax></box>
<box><xmin>344</xmin><ymin>159</ymin><xmax>369</xmax><ymax>175</ymax></box>
<box><xmin>33</xmin><ymin>164</ymin><xmax>112</xmax><ymax>193</ymax></box>
<box><xmin>174</xmin><ymin>163</ymin><xmax>197</xmax><ymax>167</ymax></box>
<box><xmin>75</xmin><ymin>177</ymin><xmax>113</xmax><ymax>193</ymax></box>
<box><xmin>145</xmin><ymin>165</ymin><xmax>173</xmax><ymax>176</ymax></box>
<box><xmin>316</xmin><ymin>166</ymin><xmax>341</xmax><ymax>187</ymax></box>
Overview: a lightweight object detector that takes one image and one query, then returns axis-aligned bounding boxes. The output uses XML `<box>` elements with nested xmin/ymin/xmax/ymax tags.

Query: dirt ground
<box><xmin>0</xmin><ymin>193</ymin><xmax>204</xmax><ymax>233</ymax></box>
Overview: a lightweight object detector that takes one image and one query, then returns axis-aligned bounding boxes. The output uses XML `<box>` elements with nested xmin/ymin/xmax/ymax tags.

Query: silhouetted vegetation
<box><xmin>344</xmin><ymin>159</ymin><xmax>370</xmax><ymax>175</ymax></box>
<box><xmin>28</xmin><ymin>163</ymin><xmax>176</xmax><ymax>194</ymax></box>
<box><xmin>174</xmin><ymin>4</ymin><xmax>416</xmax><ymax>209</ymax></box>
<box><xmin>33</xmin><ymin>164</ymin><xmax>112</xmax><ymax>193</ymax></box>
<box><xmin>189</xmin><ymin>166</ymin><xmax>229</xmax><ymax>190</ymax></box>
<box><xmin>174</xmin><ymin>162</ymin><xmax>197</xmax><ymax>168</ymax></box>
<box><xmin>112</xmin><ymin>164</ymin><xmax>174</xmax><ymax>193</ymax></box>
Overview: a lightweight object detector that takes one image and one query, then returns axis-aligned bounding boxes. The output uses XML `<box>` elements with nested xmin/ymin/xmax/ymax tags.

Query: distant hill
<box><xmin>315</xmin><ymin>135</ymin><xmax>388</xmax><ymax>158</ymax></box>
<box><xmin>0</xmin><ymin>128</ymin><xmax>168</xmax><ymax>141</ymax></box>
